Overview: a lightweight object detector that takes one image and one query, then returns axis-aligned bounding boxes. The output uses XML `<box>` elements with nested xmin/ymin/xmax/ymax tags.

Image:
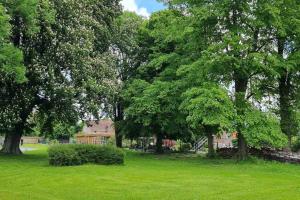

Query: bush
<box><xmin>48</xmin><ymin>145</ymin><xmax>81</xmax><ymax>166</ymax></box>
<box><xmin>292</xmin><ymin>139</ymin><xmax>300</xmax><ymax>152</ymax></box>
<box><xmin>179</xmin><ymin>143</ymin><xmax>192</xmax><ymax>153</ymax></box>
<box><xmin>94</xmin><ymin>146</ymin><xmax>125</xmax><ymax>165</ymax></box>
<box><xmin>48</xmin><ymin>144</ymin><xmax>125</xmax><ymax>166</ymax></box>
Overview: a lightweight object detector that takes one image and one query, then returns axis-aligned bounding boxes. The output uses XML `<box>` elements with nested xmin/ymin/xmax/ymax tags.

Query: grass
<box><xmin>0</xmin><ymin>145</ymin><xmax>300</xmax><ymax>200</ymax></box>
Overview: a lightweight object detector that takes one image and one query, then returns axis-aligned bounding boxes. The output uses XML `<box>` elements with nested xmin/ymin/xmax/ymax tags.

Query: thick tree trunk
<box><xmin>279</xmin><ymin>75</ymin><xmax>293</xmax><ymax>148</ymax></box>
<box><xmin>207</xmin><ymin>132</ymin><xmax>215</xmax><ymax>158</ymax></box>
<box><xmin>0</xmin><ymin>131</ymin><xmax>22</xmax><ymax>155</ymax></box>
<box><xmin>278</xmin><ymin>38</ymin><xmax>293</xmax><ymax>148</ymax></box>
<box><xmin>235</xmin><ymin>73</ymin><xmax>249</xmax><ymax>160</ymax></box>
<box><xmin>156</xmin><ymin>133</ymin><xmax>163</xmax><ymax>154</ymax></box>
<box><xmin>237</xmin><ymin>133</ymin><xmax>248</xmax><ymax>160</ymax></box>
<box><xmin>116</xmin><ymin>133</ymin><xmax>123</xmax><ymax>148</ymax></box>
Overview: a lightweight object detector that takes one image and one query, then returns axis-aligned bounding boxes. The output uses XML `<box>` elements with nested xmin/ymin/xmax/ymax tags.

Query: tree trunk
<box><xmin>237</xmin><ymin>133</ymin><xmax>248</xmax><ymax>160</ymax></box>
<box><xmin>116</xmin><ymin>133</ymin><xmax>123</xmax><ymax>148</ymax></box>
<box><xmin>114</xmin><ymin>102</ymin><xmax>123</xmax><ymax>148</ymax></box>
<box><xmin>278</xmin><ymin>38</ymin><xmax>293</xmax><ymax>148</ymax></box>
<box><xmin>279</xmin><ymin>75</ymin><xmax>293</xmax><ymax>148</ymax></box>
<box><xmin>234</xmin><ymin>72</ymin><xmax>249</xmax><ymax>160</ymax></box>
<box><xmin>156</xmin><ymin>133</ymin><xmax>163</xmax><ymax>154</ymax></box>
<box><xmin>207</xmin><ymin>132</ymin><xmax>215</xmax><ymax>158</ymax></box>
<box><xmin>0</xmin><ymin>131</ymin><xmax>22</xmax><ymax>155</ymax></box>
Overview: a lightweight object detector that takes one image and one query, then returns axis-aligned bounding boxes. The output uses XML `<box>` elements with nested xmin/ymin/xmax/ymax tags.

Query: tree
<box><xmin>0</xmin><ymin>0</ymin><xmax>121</xmax><ymax>154</ymax></box>
<box><xmin>180</xmin><ymin>84</ymin><xmax>235</xmax><ymax>157</ymax></box>
<box><xmin>273</xmin><ymin>0</ymin><xmax>300</xmax><ymax>147</ymax></box>
<box><xmin>123</xmin><ymin>10</ymin><xmax>192</xmax><ymax>153</ymax></box>
<box><xmin>110</xmin><ymin>12</ymin><xmax>144</xmax><ymax>147</ymax></box>
<box><xmin>0</xmin><ymin>0</ymin><xmax>40</xmax><ymax>154</ymax></box>
<box><xmin>0</xmin><ymin>4</ymin><xmax>26</xmax><ymax>134</ymax></box>
<box><xmin>165</xmin><ymin>0</ymin><xmax>289</xmax><ymax>159</ymax></box>
<box><xmin>124</xmin><ymin>79</ymin><xmax>189</xmax><ymax>153</ymax></box>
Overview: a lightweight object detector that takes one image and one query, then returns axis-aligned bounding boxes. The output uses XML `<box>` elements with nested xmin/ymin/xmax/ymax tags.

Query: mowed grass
<box><xmin>0</xmin><ymin>145</ymin><xmax>300</xmax><ymax>200</ymax></box>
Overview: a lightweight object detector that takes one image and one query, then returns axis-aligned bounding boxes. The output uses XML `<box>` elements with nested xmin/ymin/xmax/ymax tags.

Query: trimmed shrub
<box><xmin>48</xmin><ymin>144</ymin><xmax>125</xmax><ymax>166</ymax></box>
<box><xmin>94</xmin><ymin>146</ymin><xmax>125</xmax><ymax>165</ymax></box>
<box><xmin>48</xmin><ymin>145</ymin><xmax>81</xmax><ymax>166</ymax></box>
<box><xmin>72</xmin><ymin>144</ymin><xmax>98</xmax><ymax>164</ymax></box>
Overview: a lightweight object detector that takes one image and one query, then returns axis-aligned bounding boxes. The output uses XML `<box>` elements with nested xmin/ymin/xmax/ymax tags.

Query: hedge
<box><xmin>48</xmin><ymin>144</ymin><xmax>125</xmax><ymax>166</ymax></box>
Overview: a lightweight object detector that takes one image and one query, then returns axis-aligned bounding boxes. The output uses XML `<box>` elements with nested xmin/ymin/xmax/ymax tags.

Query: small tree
<box><xmin>124</xmin><ymin>79</ymin><xmax>189</xmax><ymax>153</ymax></box>
<box><xmin>180</xmin><ymin>84</ymin><xmax>235</xmax><ymax>157</ymax></box>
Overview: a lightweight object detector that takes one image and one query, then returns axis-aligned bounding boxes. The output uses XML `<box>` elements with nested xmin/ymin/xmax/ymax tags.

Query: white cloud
<box><xmin>121</xmin><ymin>0</ymin><xmax>150</xmax><ymax>18</ymax></box>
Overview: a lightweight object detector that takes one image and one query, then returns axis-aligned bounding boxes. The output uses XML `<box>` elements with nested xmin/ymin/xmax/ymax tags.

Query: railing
<box><xmin>192</xmin><ymin>137</ymin><xmax>207</xmax><ymax>152</ymax></box>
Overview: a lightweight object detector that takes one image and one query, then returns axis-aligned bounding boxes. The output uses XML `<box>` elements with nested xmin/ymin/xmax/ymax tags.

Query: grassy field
<box><xmin>0</xmin><ymin>145</ymin><xmax>300</xmax><ymax>200</ymax></box>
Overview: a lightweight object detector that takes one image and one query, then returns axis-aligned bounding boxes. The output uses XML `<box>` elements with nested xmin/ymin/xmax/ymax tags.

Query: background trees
<box><xmin>0</xmin><ymin>0</ymin><xmax>298</xmax><ymax>157</ymax></box>
<box><xmin>155</xmin><ymin>0</ymin><xmax>291</xmax><ymax>159</ymax></box>
<box><xmin>122</xmin><ymin>0</ymin><xmax>296</xmax><ymax>158</ymax></box>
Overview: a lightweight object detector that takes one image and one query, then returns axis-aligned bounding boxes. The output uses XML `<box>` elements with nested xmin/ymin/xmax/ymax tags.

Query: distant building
<box><xmin>76</xmin><ymin>119</ymin><xmax>115</xmax><ymax>145</ymax></box>
<box><xmin>214</xmin><ymin>132</ymin><xmax>236</xmax><ymax>148</ymax></box>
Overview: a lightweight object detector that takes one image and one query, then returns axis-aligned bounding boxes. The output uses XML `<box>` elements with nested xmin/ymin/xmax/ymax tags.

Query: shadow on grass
<box><xmin>0</xmin><ymin>150</ymin><xmax>49</xmax><ymax>166</ymax></box>
<box><xmin>125</xmin><ymin>150</ymin><xmax>273</xmax><ymax>167</ymax></box>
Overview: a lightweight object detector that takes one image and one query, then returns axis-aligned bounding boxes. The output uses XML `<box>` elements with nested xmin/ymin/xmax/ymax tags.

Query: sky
<box><xmin>121</xmin><ymin>0</ymin><xmax>166</xmax><ymax>18</ymax></box>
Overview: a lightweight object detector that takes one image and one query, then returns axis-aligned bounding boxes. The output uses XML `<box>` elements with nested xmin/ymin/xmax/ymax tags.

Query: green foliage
<box><xmin>292</xmin><ymin>139</ymin><xmax>300</xmax><ymax>152</ymax></box>
<box><xmin>48</xmin><ymin>144</ymin><xmax>81</xmax><ymax>166</ymax></box>
<box><xmin>125</xmin><ymin>80</ymin><xmax>188</xmax><ymax>139</ymax></box>
<box><xmin>0</xmin><ymin>4</ymin><xmax>25</xmax><ymax>83</ymax></box>
<box><xmin>122</xmin><ymin>10</ymin><xmax>193</xmax><ymax>146</ymax></box>
<box><xmin>179</xmin><ymin>143</ymin><xmax>192</xmax><ymax>153</ymax></box>
<box><xmin>240</xmin><ymin>108</ymin><xmax>287</xmax><ymax>149</ymax></box>
<box><xmin>48</xmin><ymin>144</ymin><xmax>125</xmax><ymax>166</ymax></box>
<box><xmin>180</xmin><ymin>84</ymin><xmax>235</xmax><ymax>133</ymax></box>
<box><xmin>0</xmin><ymin>0</ymin><xmax>122</xmax><ymax>153</ymax></box>
<box><xmin>93</xmin><ymin>145</ymin><xmax>125</xmax><ymax>165</ymax></box>
<box><xmin>30</xmin><ymin>114</ymin><xmax>83</xmax><ymax>139</ymax></box>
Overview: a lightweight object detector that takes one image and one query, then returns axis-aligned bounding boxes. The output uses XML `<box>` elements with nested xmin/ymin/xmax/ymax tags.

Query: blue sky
<box><xmin>136</xmin><ymin>0</ymin><xmax>166</xmax><ymax>13</ymax></box>
<box><xmin>121</xmin><ymin>0</ymin><xmax>166</xmax><ymax>18</ymax></box>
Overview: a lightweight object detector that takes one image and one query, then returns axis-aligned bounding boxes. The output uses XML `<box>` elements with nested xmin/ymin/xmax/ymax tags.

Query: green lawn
<box><xmin>0</xmin><ymin>145</ymin><xmax>300</xmax><ymax>200</ymax></box>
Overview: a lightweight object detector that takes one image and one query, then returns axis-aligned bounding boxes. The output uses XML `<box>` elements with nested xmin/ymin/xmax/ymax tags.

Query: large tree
<box><xmin>273</xmin><ymin>0</ymin><xmax>300</xmax><ymax>147</ymax></box>
<box><xmin>0</xmin><ymin>3</ymin><xmax>26</xmax><ymax>137</ymax></box>
<box><xmin>164</xmin><ymin>0</ymin><xmax>288</xmax><ymax>159</ymax></box>
<box><xmin>0</xmin><ymin>0</ymin><xmax>121</xmax><ymax>154</ymax></box>
<box><xmin>123</xmin><ymin>10</ymin><xmax>192</xmax><ymax>153</ymax></box>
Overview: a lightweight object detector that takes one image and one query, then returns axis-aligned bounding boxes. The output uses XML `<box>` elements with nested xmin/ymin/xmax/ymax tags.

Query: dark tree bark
<box><xmin>114</xmin><ymin>102</ymin><xmax>123</xmax><ymax>148</ymax></box>
<box><xmin>207</xmin><ymin>132</ymin><xmax>215</xmax><ymax>158</ymax></box>
<box><xmin>0</xmin><ymin>124</ymin><xmax>23</xmax><ymax>155</ymax></box>
<box><xmin>1</xmin><ymin>101</ymin><xmax>37</xmax><ymax>155</ymax></box>
<box><xmin>279</xmin><ymin>74</ymin><xmax>293</xmax><ymax>148</ymax></box>
<box><xmin>205</xmin><ymin>126</ymin><xmax>216</xmax><ymax>158</ymax></box>
<box><xmin>156</xmin><ymin>133</ymin><xmax>163</xmax><ymax>154</ymax></box>
<box><xmin>235</xmin><ymin>72</ymin><xmax>249</xmax><ymax>160</ymax></box>
<box><xmin>237</xmin><ymin>133</ymin><xmax>248</xmax><ymax>160</ymax></box>
<box><xmin>277</xmin><ymin>37</ymin><xmax>293</xmax><ymax>148</ymax></box>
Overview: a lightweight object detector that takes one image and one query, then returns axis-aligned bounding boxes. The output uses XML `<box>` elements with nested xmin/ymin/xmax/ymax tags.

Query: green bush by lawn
<box><xmin>48</xmin><ymin>144</ymin><xmax>124</xmax><ymax>166</ymax></box>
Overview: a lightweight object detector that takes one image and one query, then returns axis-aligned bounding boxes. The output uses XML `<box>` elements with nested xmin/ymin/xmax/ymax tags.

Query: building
<box><xmin>214</xmin><ymin>132</ymin><xmax>237</xmax><ymax>149</ymax></box>
<box><xmin>76</xmin><ymin>119</ymin><xmax>115</xmax><ymax>145</ymax></box>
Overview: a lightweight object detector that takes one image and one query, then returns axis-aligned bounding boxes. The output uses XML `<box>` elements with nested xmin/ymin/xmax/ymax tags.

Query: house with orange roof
<box><xmin>76</xmin><ymin>119</ymin><xmax>115</xmax><ymax>145</ymax></box>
